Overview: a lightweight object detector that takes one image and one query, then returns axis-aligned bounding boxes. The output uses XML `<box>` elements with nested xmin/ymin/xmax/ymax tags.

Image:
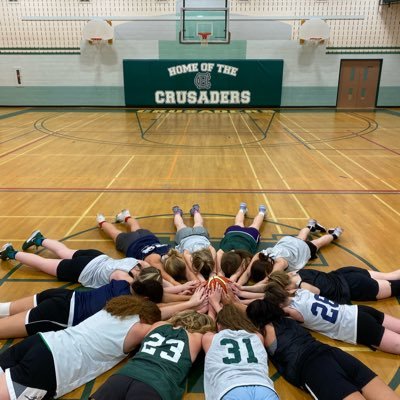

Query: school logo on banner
<box><xmin>123</xmin><ymin>59</ymin><xmax>283</xmax><ymax>107</ymax></box>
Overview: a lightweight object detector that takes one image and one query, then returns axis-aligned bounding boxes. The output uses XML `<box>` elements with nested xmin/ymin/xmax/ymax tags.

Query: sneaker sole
<box><xmin>22</xmin><ymin>230</ymin><xmax>41</xmax><ymax>251</ymax></box>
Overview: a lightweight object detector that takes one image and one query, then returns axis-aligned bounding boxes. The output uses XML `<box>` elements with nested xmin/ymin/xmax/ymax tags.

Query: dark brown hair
<box><xmin>131</xmin><ymin>280</ymin><xmax>163</xmax><ymax>303</ymax></box>
<box><xmin>250</xmin><ymin>253</ymin><xmax>275</xmax><ymax>282</ymax></box>
<box><xmin>246</xmin><ymin>299</ymin><xmax>285</xmax><ymax>332</ymax></box>
<box><xmin>264</xmin><ymin>281</ymin><xmax>290</xmax><ymax>308</ymax></box>
<box><xmin>105</xmin><ymin>295</ymin><xmax>161</xmax><ymax>324</ymax></box>
<box><xmin>216</xmin><ymin>304</ymin><xmax>259</xmax><ymax>333</ymax></box>
<box><xmin>221</xmin><ymin>250</ymin><xmax>252</xmax><ymax>277</ymax></box>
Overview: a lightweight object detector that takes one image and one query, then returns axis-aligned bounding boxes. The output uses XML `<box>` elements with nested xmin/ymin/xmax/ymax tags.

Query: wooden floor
<box><xmin>0</xmin><ymin>107</ymin><xmax>399</xmax><ymax>399</ymax></box>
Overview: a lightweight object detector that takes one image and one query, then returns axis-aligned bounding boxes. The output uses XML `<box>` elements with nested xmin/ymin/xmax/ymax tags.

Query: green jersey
<box><xmin>219</xmin><ymin>231</ymin><xmax>258</xmax><ymax>254</ymax></box>
<box><xmin>118</xmin><ymin>324</ymin><xmax>192</xmax><ymax>400</ymax></box>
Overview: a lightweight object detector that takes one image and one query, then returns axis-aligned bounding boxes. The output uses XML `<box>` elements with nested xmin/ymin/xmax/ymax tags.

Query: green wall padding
<box><xmin>123</xmin><ymin>59</ymin><xmax>283</xmax><ymax>107</ymax></box>
<box><xmin>0</xmin><ymin>87</ymin><xmax>124</xmax><ymax>106</ymax></box>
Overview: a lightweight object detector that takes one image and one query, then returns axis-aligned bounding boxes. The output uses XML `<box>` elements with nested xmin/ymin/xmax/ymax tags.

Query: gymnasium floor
<box><xmin>0</xmin><ymin>107</ymin><xmax>399</xmax><ymax>399</ymax></box>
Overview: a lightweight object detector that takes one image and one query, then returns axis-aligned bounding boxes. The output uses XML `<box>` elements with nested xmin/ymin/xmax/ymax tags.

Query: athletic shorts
<box><xmin>175</xmin><ymin>226</ymin><xmax>209</xmax><ymax>244</ymax></box>
<box><xmin>56</xmin><ymin>249</ymin><xmax>104</xmax><ymax>282</ymax></box>
<box><xmin>338</xmin><ymin>266</ymin><xmax>379</xmax><ymax>301</ymax></box>
<box><xmin>356</xmin><ymin>305</ymin><xmax>385</xmax><ymax>348</ymax></box>
<box><xmin>304</xmin><ymin>240</ymin><xmax>318</xmax><ymax>259</ymax></box>
<box><xmin>26</xmin><ymin>288</ymin><xmax>73</xmax><ymax>335</ymax></box>
<box><xmin>0</xmin><ymin>334</ymin><xmax>57</xmax><ymax>400</ymax></box>
<box><xmin>222</xmin><ymin>386</ymin><xmax>278</xmax><ymax>400</ymax></box>
<box><xmin>89</xmin><ymin>374</ymin><xmax>161</xmax><ymax>400</ymax></box>
<box><xmin>225</xmin><ymin>225</ymin><xmax>260</xmax><ymax>242</ymax></box>
<box><xmin>115</xmin><ymin>229</ymin><xmax>153</xmax><ymax>255</ymax></box>
<box><xmin>302</xmin><ymin>347</ymin><xmax>376</xmax><ymax>400</ymax></box>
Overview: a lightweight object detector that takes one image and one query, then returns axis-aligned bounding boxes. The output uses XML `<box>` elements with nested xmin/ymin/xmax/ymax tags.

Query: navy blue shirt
<box><xmin>126</xmin><ymin>233</ymin><xmax>171</xmax><ymax>260</ymax></box>
<box><xmin>72</xmin><ymin>280</ymin><xmax>131</xmax><ymax>325</ymax></box>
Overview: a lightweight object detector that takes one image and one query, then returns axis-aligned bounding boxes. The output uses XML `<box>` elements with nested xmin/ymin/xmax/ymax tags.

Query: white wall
<box><xmin>0</xmin><ymin>0</ymin><xmax>399</xmax><ymax>106</ymax></box>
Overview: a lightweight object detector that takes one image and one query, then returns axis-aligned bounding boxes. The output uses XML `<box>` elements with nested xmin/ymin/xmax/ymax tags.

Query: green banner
<box><xmin>123</xmin><ymin>60</ymin><xmax>283</xmax><ymax>107</ymax></box>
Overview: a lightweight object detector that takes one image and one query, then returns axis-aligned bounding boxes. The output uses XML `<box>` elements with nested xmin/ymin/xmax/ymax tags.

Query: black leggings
<box><xmin>356</xmin><ymin>305</ymin><xmax>385</xmax><ymax>348</ymax></box>
<box><xmin>89</xmin><ymin>374</ymin><xmax>161</xmax><ymax>400</ymax></box>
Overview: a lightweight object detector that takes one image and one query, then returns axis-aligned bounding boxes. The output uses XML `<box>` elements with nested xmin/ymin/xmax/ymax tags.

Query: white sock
<box><xmin>0</xmin><ymin>302</ymin><xmax>11</xmax><ymax>317</ymax></box>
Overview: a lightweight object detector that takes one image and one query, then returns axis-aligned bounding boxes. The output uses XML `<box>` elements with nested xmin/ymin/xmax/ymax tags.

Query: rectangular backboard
<box><xmin>180</xmin><ymin>0</ymin><xmax>230</xmax><ymax>44</ymax></box>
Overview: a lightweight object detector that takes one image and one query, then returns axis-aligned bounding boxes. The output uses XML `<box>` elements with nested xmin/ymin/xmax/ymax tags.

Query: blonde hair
<box><xmin>168</xmin><ymin>310</ymin><xmax>216</xmax><ymax>333</ymax></box>
<box><xmin>192</xmin><ymin>248</ymin><xmax>214</xmax><ymax>278</ymax></box>
<box><xmin>163</xmin><ymin>249</ymin><xmax>186</xmax><ymax>279</ymax></box>
<box><xmin>105</xmin><ymin>295</ymin><xmax>161</xmax><ymax>324</ymax></box>
<box><xmin>217</xmin><ymin>304</ymin><xmax>259</xmax><ymax>333</ymax></box>
<box><xmin>137</xmin><ymin>266</ymin><xmax>162</xmax><ymax>284</ymax></box>
<box><xmin>268</xmin><ymin>270</ymin><xmax>291</xmax><ymax>288</ymax></box>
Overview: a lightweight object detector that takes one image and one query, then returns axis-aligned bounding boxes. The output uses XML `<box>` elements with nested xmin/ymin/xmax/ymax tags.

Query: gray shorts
<box><xmin>115</xmin><ymin>229</ymin><xmax>153</xmax><ymax>254</ymax></box>
<box><xmin>175</xmin><ymin>226</ymin><xmax>209</xmax><ymax>244</ymax></box>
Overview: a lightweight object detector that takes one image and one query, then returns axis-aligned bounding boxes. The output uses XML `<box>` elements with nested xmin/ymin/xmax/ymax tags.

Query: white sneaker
<box><xmin>115</xmin><ymin>209</ymin><xmax>131</xmax><ymax>223</ymax></box>
<box><xmin>258</xmin><ymin>205</ymin><xmax>267</xmax><ymax>215</ymax></box>
<box><xmin>328</xmin><ymin>226</ymin><xmax>343</xmax><ymax>239</ymax></box>
<box><xmin>239</xmin><ymin>202</ymin><xmax>248</xmax><ymax>214</ymax></box>
<box><xmin>307</xmin><ymin>219</ymin><xmax>326</xmax><ymax>233</ymax></box>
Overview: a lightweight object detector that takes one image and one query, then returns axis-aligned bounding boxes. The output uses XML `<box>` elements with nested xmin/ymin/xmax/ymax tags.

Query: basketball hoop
<box><xmin>299</xmin><ymin>19</ymin><xmax>330</xmax><ymax>45</ymax></box>
<box><xmin>82</xmin><ymin>20</ymin><xmax>114</xmax><ymax>46</ymax></box>
<box><xmin>198</xmin><ymin>32</ymin><xmax>211</xmax><ymax>47</ymax></box>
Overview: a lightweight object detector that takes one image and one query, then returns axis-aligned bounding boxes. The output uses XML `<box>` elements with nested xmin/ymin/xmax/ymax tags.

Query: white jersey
<box><xmin>262</xmin><ymin>236</ymin><xmax>310</xmax><ymax>272</ymax></box>
<box><xmin>204</xmin><ymin>329</ymin><xmax>277</xmax><ymax>400</ymax></box>
<box><xmin>289</xmin><ymin>289</ymin><xmax>358</xmax><ymax>344</ymax></box>
<box><xmin>176</xmin><ymin>235</ymin><xmax>211</xmax><ymax>254</ymax></box>
<box><xmin>40</xmin><ymin>310</ymin><xmax>139</xmax><ymax>398</ymax></box>
<box><xmin>78</xmin><ymin>255</ymin><xmax>138</xmax><ymax>288</ymax></box>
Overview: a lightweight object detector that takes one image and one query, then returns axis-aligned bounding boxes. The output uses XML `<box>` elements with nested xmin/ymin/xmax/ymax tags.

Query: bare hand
<box><xmin>208</xmin><ymin>286</ymin><xmax>222</xmax><ymax>307</ymax></box>
<box><xmin>221</xmin><ymin>286</ymin><xmax>240</xmax><ymax>305</ymax></box>
<box><xmin>180</xmin><ymin>280</ymin><xmax>200</xmax><ymax>294</ymax></box>
<box><xmin>189</xmin><ymin>286</ymin><xmax>208</xmax><ymax>309</ymax></box>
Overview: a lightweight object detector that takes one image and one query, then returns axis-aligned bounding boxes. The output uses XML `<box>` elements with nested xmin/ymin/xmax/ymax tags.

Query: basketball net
<box><xmin>307</xmin><ymin>37</ymin><xmax>324</xmax><ymax>46</ymax></box>
<box><xmin>89</xmin><ymin>37</ymin><xmax>103</xmax><ymax>47</ymax></box>
<box><xmin>198</xmin><ymin>32</ymin><xmax>211</xmax><ymax>47</ymax></box>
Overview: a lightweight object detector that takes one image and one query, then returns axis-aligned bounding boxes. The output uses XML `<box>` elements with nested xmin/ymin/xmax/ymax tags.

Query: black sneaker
<box><xmin>307</xmin><ymin>219</ymin><xmax>326</xmax><ymax>233</ymax></box>
<box><xmin>22</xmin><ymin>230</ymin><xmax>45</xmax><ymax>251</ymax></box>
<box><xmin>0</xmin><ymin>243</ymin><xmax>17</xmax><ymax>260</ymax></box>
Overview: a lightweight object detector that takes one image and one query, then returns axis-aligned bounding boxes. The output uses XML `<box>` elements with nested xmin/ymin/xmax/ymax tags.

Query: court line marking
<box><xmin>166</xmin><ymin>116</ymin><xmax>191</xmax><ymax>180</ymax></box>
<box><xmin>279</xmin><ymin>114</ymin><xmax>400</xmax><ymax>217</ymax></box>
<box><xmin>228</xmin><ymin>113</ymin><xmax>283</xmax><ymax>233</ymax></box>
<box><xmin>2</xmin><ymin>188</ymin><xmax>400</xmax><ymax>194</ymax></box>
<box><xmin>64</xmin><ymin>154</ymin><xmax>136</xmax><ymax>237</ymax></box>
<box><xmin>237</xmin><ymin>113</ymin><xmax>310</xmax><ymax>225</ymax></box>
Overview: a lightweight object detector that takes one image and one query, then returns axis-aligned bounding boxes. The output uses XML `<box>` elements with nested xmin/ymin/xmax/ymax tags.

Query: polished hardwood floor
<box><xmin>0</xmin><ymin>107</ymin><xmax>399</xmax><ymax>399</ymax></box>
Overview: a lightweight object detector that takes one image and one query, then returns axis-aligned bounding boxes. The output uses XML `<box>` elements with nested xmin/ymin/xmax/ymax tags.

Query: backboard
<box><xmin>180</xmin><ymin>0</ymin><xmax>230</xmax><ymax>44</ymax></box>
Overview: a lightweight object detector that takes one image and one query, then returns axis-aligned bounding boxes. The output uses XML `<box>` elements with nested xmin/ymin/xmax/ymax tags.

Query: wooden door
<box><xmin>337</xmin><ymin>59</ymin><xmax>381</xmax><ymax>108</ymax></box>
